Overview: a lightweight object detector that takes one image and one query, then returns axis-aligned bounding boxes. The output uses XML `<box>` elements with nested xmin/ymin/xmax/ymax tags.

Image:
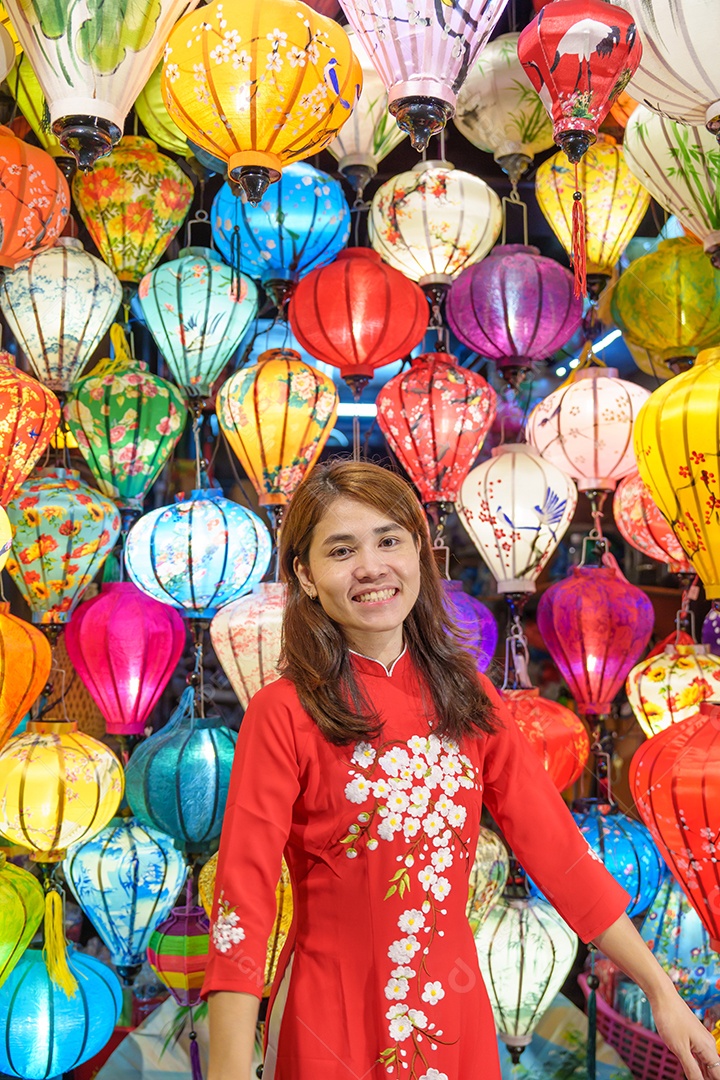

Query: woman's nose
<box><xmin>353</xmin><ymin>546</ymin><xmax>388</xmax><ymax>579</ymax></box>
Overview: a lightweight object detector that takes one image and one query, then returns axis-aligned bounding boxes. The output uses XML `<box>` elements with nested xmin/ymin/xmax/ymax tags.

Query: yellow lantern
<box><xmin>134</xmin><ymin>65</ymin><xmax>189</xmax><ymax>158</ymax></box>
<box><xmin>0</xmin><ymin>4</ymin><xmax>20</xmax><ymax>55</ymax></box>
<box><xmin>635</xmin><ymin>346</ymin><xmax>720</xmax><ymax>598</ymax></box>
<box><xmin>535</xmin><ymin>135</ymin><xmax>650</xmax><ymax>296</ymax></box>
<box><xmin>161</xmin><ymin>0</ymin><xmax>362</xmax><ymax>203</ymax></box>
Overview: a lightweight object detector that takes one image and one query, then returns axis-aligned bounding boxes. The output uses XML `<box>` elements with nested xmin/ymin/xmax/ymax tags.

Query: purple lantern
<box><xmin>701</xmin><ymin>607</ymin><xmax>720</xmax><ymax>655</ymax></box>
<box><xmin>443</xmin><ymin>580</ymin><xmax>498</xmax><ymax>672</ymax></box>
<box><xmin>537</xmin><ymin>566</ymin><xmax>654</xmax><ymax>716</ymax></box>
<box><xmin>446</xmin><ymin>245</ymin><xmax>582</xmax><ymax>385</ymax></box>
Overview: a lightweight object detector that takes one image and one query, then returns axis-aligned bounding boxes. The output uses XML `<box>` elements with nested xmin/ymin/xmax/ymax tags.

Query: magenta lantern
<box><xmin>64</xmin><ymin>582</ymin><xmax>186</xmax><ymax>737</ymax></box>
<box><xmin>442</xmin><ymin>580</ymin><xmax>498</xmax><ymax>673</ymax></box>
<box><xmin>537</xmin><ymin>566</ymin><xmax>654</xmax><ymax>716</ymax></box>
<box><xmin>446</xmin><ymin>245</ymin><xmax>582</xmax><ymax>383</ymax></box>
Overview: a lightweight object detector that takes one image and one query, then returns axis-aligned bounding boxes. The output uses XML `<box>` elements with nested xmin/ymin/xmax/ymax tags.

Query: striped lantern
<box><xmin>210</xmin><ymin>583</ymin><xmax>285</xmax><ymax>710</ymax></box>
<box><xmin>502</xmin><ymin>689</ymin><xmax>589</xmax><ymax>792</ymax></box>
<box><xmin>147</xmin><ymin>897</ymin><xmax>210</xmax><ymax>1006</ymax></box>
<box><xmin>0</xmin><ymin>356</ymin><xmax>59</xmax><ymax>506</ymax></box>
<box><xmin>0</xmin><ymin>603</ymin><xmax>52</xmax><ymax>750</ymax></box>
<box><xmin>0</xmin><ymin>852</ymin><xmax>44</xmax><ymax>988</ymax></box>
<box><xmin>613</xmin><ymin>472</ymin><xmax>692</xmax><ymax>574</ymax></box>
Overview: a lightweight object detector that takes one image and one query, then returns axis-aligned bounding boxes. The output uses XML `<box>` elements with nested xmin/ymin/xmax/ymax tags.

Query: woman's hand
<box><xmin>649</xmin><ymin>983</ymin><xmax>720</xmax><ymax>1080</ymax></box>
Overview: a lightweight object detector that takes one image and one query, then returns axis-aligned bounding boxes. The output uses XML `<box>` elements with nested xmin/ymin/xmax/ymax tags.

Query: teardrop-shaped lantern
<box><xmin>613</xmin><ymin>472</ymin><xmax>692</xmax><ymax>574</ymax></box>
<box><xmin>0</xmin><ymin>604</ymin><xmax>51</xmax><ymax>750</ymax></box>
<box><xmin>64</xmin><ymin>583</ymin><xmax>186</xmax><ymax>738</ymax></box>
<box><xmin>0</xmin><ymin>238</ymin><xmax>122</xmax><ymax>394</ymax></box>
<box><xmin>627</xmin><ymin>643</ymin><xmax>720</xmax><ymax>738</ymax></box>
<box><xmin>458</xmin><ymin>444</ymin><xmax>577</xmax><ymax>594</ymax></box>
<box><xmin>466</xmin><ymin>827</ymin><xmax>509</xmax><ymax>935</ymax></box>
<box><xmin>572</xmin><ymin>801</ymin><xmax>663</xmax><ymax>918</ymax></box>
<box><xmin>210</xmin><ymin>582</ymin><xmax>286</xmax><ymax>709</ymax></box>
<box><xmin>0</xmin><ymin>355</ymin><xmax>60</xmax><ymax>506</ymax></box>
<box><xmin>135</xmin><ymin>65</ymin><xmax>189</xmax><ymax>158</ymax></box>
<box><xmin>72</xmin><ymin>136</ymin><xmax>193</xmax><ymax>284</ymax></box>
<box><xmin>216</xmin><ymin>350</ymin><xmax>338</xmax><ymax>509</ymax></box>
<box><xmin>0</xmin><ymin>854</ymin><xmax>44</xmax><ymax>989</ymax></box>
<box><xmin>0</xmin><ymin>124</ymin><xmax>69</xmax><ymax>269</ymax></box>
<box><xmin>137</xmin><ymin>246</ymin><xmax>259</xmax><ymax>401</ymax></box>
<box><xmin>376</xmin><ymin>352</ymin><xmax>496</xmax><ymax>508</ymax></box>
<box><xmin>442</xmin><ymin>580</ymin><xmax>498</xmax><ymax>674</ymax></box>
<box><xmin>147</xmin><ymin>902</ymin><xmax>209</xmax><ymax>1005</ymax></box>
<box><xmin>6</xmin><ymin>53</ymin><xmax>65</xmax><ymax>157</ymax></box>
<box><xmin>6</xmin><ymin>469</ymin><xmax>121</xmax><ymax>626</ymax></box>
<box><xmin>502</xmin><ymin>689</ymin><xmax>589</xmax><ymax>791</ymax></box>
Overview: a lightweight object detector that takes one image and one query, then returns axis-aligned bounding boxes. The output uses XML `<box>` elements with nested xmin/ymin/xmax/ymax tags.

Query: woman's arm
<box><xmin>207</xmin><ymin>991</ymin><xmax>261</xmax><ymax>1080</ymax></box>
<box><xmin>593</xmin><ymin>913</ymin><xmax>720</xmax><ymax>1080</ymax></box>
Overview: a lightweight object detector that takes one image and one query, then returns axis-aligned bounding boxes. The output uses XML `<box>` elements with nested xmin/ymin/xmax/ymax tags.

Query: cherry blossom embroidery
<box><xmin>211</xmin><ymin>890</ymin><xmax>246</xmax><ymax>954</ymax></box>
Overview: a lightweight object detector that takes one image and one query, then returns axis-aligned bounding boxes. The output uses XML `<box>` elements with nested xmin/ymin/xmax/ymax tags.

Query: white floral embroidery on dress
<box><xmin>211</xmin><ymin>890</ymin><xmax>246</xmax><ymax>954</ymax></box>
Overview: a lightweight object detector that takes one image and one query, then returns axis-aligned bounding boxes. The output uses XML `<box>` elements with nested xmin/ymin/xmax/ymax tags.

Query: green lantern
<box><xmin>0</xmin><ymin>852</ymin><xmax>44</xmax><ymax>988</ymax></box>
<box><xmin>135</xmin><ymin>64</ymin><xmax>189</xmax><ymax>158</ymax></box>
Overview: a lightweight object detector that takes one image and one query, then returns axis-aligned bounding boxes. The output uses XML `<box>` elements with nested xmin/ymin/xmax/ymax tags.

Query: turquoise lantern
<box><xmin>0</xmin><ymin>949</ymin><xmax>121</xmax><ymax>1079</ymax></box>
<box><xmin>211</xmin><ymin>162</ymin><xmax>350</xmax><ymax>308</ymax></box>
<box><xmin>125</xmin><ymin>687</ymin><xmax>237</xmax><ymax>854</ymax></box>
<box><xmin>573</xmin><ymin>801</ymin><xmax>663</xmax><ymax>919</ymax></box>
<box><xmin>136</xmin><ymin>247</ymin><xmax>259</xmax><ymax>400</ymax></box>
<box><xmin>124</xmin><ymin>488</ymin><xmax>272</xmax><ymax>620</ymax></box>
<box><xmin>63</xmin><ymin>816</ymin><xmax>187</xmax><ymax>986</ymax></box>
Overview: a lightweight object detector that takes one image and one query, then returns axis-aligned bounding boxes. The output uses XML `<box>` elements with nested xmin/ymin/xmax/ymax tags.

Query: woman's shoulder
<box><xmin>244</xmin><ymin>675</ymin><xmax>317</xmax><ymax>734</ymax></box>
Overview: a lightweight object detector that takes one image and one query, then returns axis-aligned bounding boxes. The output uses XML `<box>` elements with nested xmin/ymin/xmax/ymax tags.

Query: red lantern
<box><xmin>376</xmin><ymin>352</ymin><xmax>496</xmax><ymax>508</ymax></box>
<box><xmin>0</xmin><ymin>354</ymin><xmax>60</xmax><ymax>506</ymax></box>
<box><xmin>288</xmin><ymin>248</ymin><xmax>428</xmax><ymax>395</ymax></box>
<box><xmin>0</xmin><ymin>125</ymin><xmax>69</xmax><ymax>268</ymax></box>
<box><xmin>63</xmin><ymin>582</ymin><xmax>186</xmax><ymax>737</ymax></box>
<box><xmin>613</xmin><ymin>472</ymin><xmax>692</xmax><ymax>574</ymax></box>
<box><xmin>630</xmin><ymin>704</ymin><xmax>720</xmax><ymax>949</ymax></box>
<box><xmin>503</xmin><ymin>688</ymin><xmax>590</xmax><ymax>791</ymax></box>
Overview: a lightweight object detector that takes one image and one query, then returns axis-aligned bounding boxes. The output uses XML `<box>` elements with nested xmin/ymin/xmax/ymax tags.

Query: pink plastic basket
<box><xmin>579</xmin><ymin>974</ymin><xmax>684</xmax><ymax>1080</ymax></box>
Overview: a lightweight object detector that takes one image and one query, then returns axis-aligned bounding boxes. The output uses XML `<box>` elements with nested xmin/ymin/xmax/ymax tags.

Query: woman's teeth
<box><xmin>353</xmin><ymin>588</ymin><xmax>397</xmax><ymax>603</ymax></box>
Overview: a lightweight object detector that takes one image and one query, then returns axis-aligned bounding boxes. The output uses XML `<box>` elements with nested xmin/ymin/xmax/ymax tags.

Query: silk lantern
<box><xmin>502</xmin><ymin>689</ymin><xmax>589</xmax><ymax>791</ymax></box>
<box><xmin>137</xmin><ymin>247</ymin><xmax>259</xmax><ymax>401</ymax></box>
<box><xmin>627</xmin><ymin>643</ymin><xmax>720</xmax><ymax>738</ymax></box>
<box><xmin>210</xmin><ymin>583</ymin><xmax>286</xmax><ymax>710</ymax></box>
<box><xmin>64</xmin><ymin>816</ymin><xmax>187</xmax><ymax>984</ymax></box>
<box><xmin>467</xmin><ymin>827</ymin><xmax>509</xmax><ymax>936</ymax></box>
<box><xmin>0</xmin><ymin>125</ymin><xmax>69</xmax><ymax>269</ymax></box>
<box><xmin>5</xmin><ymin>54</ymin><xmax>64</xmax><ymax>159</ymax></box>
<box><xmin>147</xmin><ymin>900</ymin><xmax>209</xmax><ymax>1005</ymax></box>
<box><xmin>0</xmin><ymin>854</ymin><xmax>44</xmax><ymax>989</ymax></box>
<box><xmin>376</xmin><ymin>352</ymin><xmax>496</xmax><ymax>508</ymax></box>
<box><xmin>5</xmin><ymin>469</ymin><xmax>121</xmax><ymax>626</ymax></box>
<box><xmin>537</xmin><ymin>565</ymin><xmax>654</xmax><ymax>716</ymax></box>
<box><xmin>135</xmin><ymin>65</ymin><xmax>189</xmax><ymax>157</ymax></box>
<box><xmin>0</xmin><ymin>356</ymin><xmax>60</xmax><ymax>506</ymax></box>
<box><xmin>288</xmin><ymin>248</ymin><xmax>428</xmax><ymax>393</ymax></box>
<box><xmin>72</xmin><ymin>136</ymin><xmax>193</xmax><ymax>284</ymax></box>
<box><xmin>702</xmin><ymin>608</ymin><xmax>720</xmax><ymax>654</ymax></box>
<box><xmin>0</xmin><ymin>506</ymin><xmax>11</xmax><ymax>573</ymax></box>
<box><xmin>0</xmin><ymin>9</ymin><xmax>16</xmax><ymax>58</ymax></box>
<box><xmin>630</xmin><ymin>703</ymin><xmax>720</xmax><ymax>948</ymax></box>
<box><xmin>0</xmin><ymin>238</ymin><xmax>122</xmax><ymax>394</ymax></box>
<box><xmin>442</xmin><ymin>580</ymin><xmax>498</xmax><ymax>674</ymax></box>
<box><xmin>0</xmin><ymin>604</ymin><xmax>51</xmax><ymax>750</ymax></box>
<box><xmin>2</xmin><ymin>0</ymin><xmax>199</xmax><ymax>168</ymax></box>
<box><xmin>635</xmin><ymin>346</ymin><xmax>720</xmax><ymax>597</ymax></box>
<box><xmin>162</xmin><ymin>0</ymin><xmax>361</xmax><ymax>203</ymax></box>
<box><xmin>458</xmin><ymin>444</ymin><xmax>576</xmax><ymax>595</ymax></box>
<box><xmin>527</xmin><ymin>368</ymin><xmax>649</xmax><ymax>493</ymax></box>
<box><xmin>572</xmin><ymin>801</ymin><xmax>663</xmax><ymax>918</ymax></box>
<box><xmin>613</xmin><ymin>472</ymin><xmax>692</xmax><ymax>574</ymax></box>
<box><xmin>125</xmin><ymin>489</ymin><xmax>272</xmax><ymax>620</ymax></box>
<box><xmin>216</xmin><ymin>350</ymin><xmax>338</xmax><ymax>510</ymax></box>
<box><xmin>64</xmin><ymin>583</ymin><xmax>186</xmax><ymax>738</ymax></box>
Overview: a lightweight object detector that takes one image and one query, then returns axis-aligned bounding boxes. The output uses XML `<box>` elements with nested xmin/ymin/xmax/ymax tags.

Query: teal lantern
<box><xmin>124</xmin><ymin>687</ymin><xmax>237</xmax><ymax>854</ymax></box>
<box><xmin>63</xmin><ymin>816</ymin><xmax>187</xmax><ymax>985</ymax></box>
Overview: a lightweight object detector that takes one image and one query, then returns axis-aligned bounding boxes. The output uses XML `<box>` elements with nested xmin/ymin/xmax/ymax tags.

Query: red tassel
<box><xmin>571</xmin><ymin>164</ymin><xmax>586</xmax><ymax>299</ymax></box>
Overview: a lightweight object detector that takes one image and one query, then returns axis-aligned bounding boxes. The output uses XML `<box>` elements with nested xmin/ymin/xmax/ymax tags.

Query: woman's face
<box><xmin>294</xmin><ymin>496</ymin><xmax>422</xmax><ymax>655</ymax></box>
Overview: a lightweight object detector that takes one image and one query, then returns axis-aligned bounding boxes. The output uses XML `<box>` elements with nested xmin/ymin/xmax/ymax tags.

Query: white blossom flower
<box><xmin>403</xmin><ymin>818</ymin><xmax>421</xmax><ymax>839</ymax></box>
<box><xmin>434</xmin><ymin>795</ymin><xmax>454</xmax><ymax>817</ymax></box>
<box><xmin>211</xmin><ymin>893</ymin><xmax>245</xmax><ymax>954</ymax></box>
<box><xmin>386</xmin><ymin>1003</ymin><xmax>409</xmax><ymax>1020</ymax></box>
<box><xmin>391</xmin><ymin>966</ymin><xmax>415</xmax><ymax>978</ymax></box>
<box><xmin>386</xmin><ymin>811</ymin><xmax>404</xmax><ymax>832</ymax></box>
<box><xmin>345</xmin><ymin>776</ymin><xmax>371</xmax><ymax>804</ymax></box>
<box><xmin>431</xmin><ymin>848</ymin><xmax>453</xmax><ymax>871</ymax></box>
<box><xmin>440</xmin><ymin>775</ymin><xmax>461</xmax><ymax>796</ymax></box>
<box><xmin>418</xmin><ymin>867</ymin><xmax>437</xmax><ymax>891</ymax></box>
<box><xmin>373</xmin><ymin>777</ymin><xmax>391</xmax><ymax>798</ymax></box>
<box><xmin>377</xmin><ymin>820</ymin><xmax>395</xmax><ymax>842</ymax></box>
<box><xmin>287</xmin><ymin>45</ymin><xmax>306</xmax><ymax>66</ymax></box>
<box><xmin>421</xmin><ymin>981</ymin><xmax>445</xmax><ymax>1005</ymax></box>
<box><xmin>408</xmin><ymin>735</ymin><xmax>429</xmax><ymax>755</ymax></box>
<box><xmin>442</xmin><ymin>737</ymin><xmax>459</xmax><ymax>754</ymax></box>
<box><xmin>422</xmin><ymin>813</ymin><xmax>444</xmax><ymax>837</ymax></box>
<box><xmin>447</xmin><ymin>805</ymin><xmax>467</xmax><ymax>829</ymax></box>
<box><xmin>408</xmin><ymin>1008</ymin><xmax>428</xmax><ymax>1029</ymax></box>
<box><xmin>398</xmin><ymin>909</ymin><xmax>425</xmax><ymax>933</ymax></box>
<box><xmin>385</xmin><ymin>977</ymin><xmax>409</xmax><ymax>1000</ymax></box>
<box><xmin>442</xmin><ymin>756</ymin><xmax>462</xmax><ymax>776</ymax></box>
<box><xmin>419</xmin><ymin>1070</ymin><xmax>449</xmax><ymax>1080</ymax></box>
<box><xmin>352</xmin><ymin>741</ymin><xmax>376</xmax><ymax>766</ymax></box>
<box><xmin>379</xmin><ymin>747</ymin><xmax>410</xmax><ymax>776</ymax></box>
<box><xmin>388</xmin><ymin>936</ymin><xmax>421</xmax><ymax>963</ymax></box>
<box><xmin>425</xmin><ymin>764</ymin><xmax>444</xmax><ymax>789</ymax></box>
<box><xmin>388</xmin><ymin>791</ymin><xmax>410</xmax><ymax>813</ymax></box>
<box><xmin>389</xmin><ymin>1015</ymin><xmax>414</xmax><ymax>1041</ymax></box>
<box><xmin>430</xmin><ymin>876</ymin><xmax>451</xmax><ymax>901</ymax></box>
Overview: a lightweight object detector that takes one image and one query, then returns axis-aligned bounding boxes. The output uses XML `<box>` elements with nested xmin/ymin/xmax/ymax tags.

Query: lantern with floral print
<box><xmin>613</xmin><ymin>472</ymin><xmax>692</xmax><ymax>574</ymax></box>
<box><xmin>572</xmin><ymin>801</ymin><xmax>663</xmax><ymax>918</ymax></box>
<box><xmin>442</xmin><ymin>581</ymin><xmax>498</xmax><ymax>674</ymax></box>
<box><xmin>0</xmin><ymin>355</ymin><xmax>59</xmax><ymax>506</ymax></box>
<box><xmin>137</xmin><ymin>247</ymin><xmax>259</xmax><ymax>401</ymax></box>
<box><xmin>72</xmin><ymin>136</ymin><xmax>193</xmax><ymax>284</ymax></box>
<box><xmin>210</xmin><ymin>583</ymin><xmax>285</xmax><ymax>709</ymax></box>
<box><xmin>5</xmin><ymin>469</ymin><xmax>121</xmax><ymax>627</ymax></box>
<box><xmin>135</xmin><ymin>65</ymin><xmax>189</xmax><ymax>158</ymax></box>
<box><xmin>0</xmin><ymin>853</ymin><xmax>44</xmax><ymax>989</ymax></box>
<box><xmin>376</xmin><ymin>352</ymin><xmax>496</xmax><ymax>511</ymax></box>
<box><xmin>161</xmin><ymin>0</ymin><xmax>361</xmax><ymax>204</ymax></box>
<box><xmin>626</xmin><ymin>644</ymin><xmax>720</xmax><ymax>739</ymax></box>
<box><xmin>0</xmin><ymin>124</ymin><xmax>69</xmax><ymax>269</ymax></box>
<box><xmin>0</xmin><ymin>603</ymin><xmax>52</xmax><ymax>750</ymax></box>
<box><xmin>466</xmin><ymin>826</ymin><xmax>509</xmax><ymax>936</ymax></box>
<box><xmin>502</xmin><ymin>689</ymin><xmax>589</xmax><ymax>792</ymax></box>
<box><xmin>217</xmin><ymin>351</ymin><xmax>337</xmax><ymax>510</ymax></box>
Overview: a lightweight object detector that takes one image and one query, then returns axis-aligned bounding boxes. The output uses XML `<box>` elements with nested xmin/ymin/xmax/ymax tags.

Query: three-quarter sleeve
<box><xmin>480</xmin><ymin>677</ymin><xmax>630</xmax><ymax>943</ymax></box>
<box><xmin>202</xmin><ymin>682</ymin><xmax>302</xmax><ymax>999</ymax></box>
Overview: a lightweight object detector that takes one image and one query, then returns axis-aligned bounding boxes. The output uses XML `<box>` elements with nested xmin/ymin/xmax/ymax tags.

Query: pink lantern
<box><xmin>502</xmin><ymin>688</ymin><xmax>590</xmax><ymax>791</ymax></box>
<box><xmin>209</xmin><ymin>582</ymin><xmax>285</xmax><ymax>710</ymax></box>
<box><xmin>613</xmin><ymin>472</ymin><xmax>692</xmax><ymax>574</ymax></box>
<box><xmin>537</xmin><ymin>565</ymin><xmax>654</xmax><ymax>715</ymax></box>
<box><xmin>64</xmin><ymin>582</ymin><xmax>186</xmax><ymax>737</ymax></box>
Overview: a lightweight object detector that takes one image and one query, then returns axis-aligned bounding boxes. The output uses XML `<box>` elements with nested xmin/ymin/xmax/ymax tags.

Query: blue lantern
<box><xmin>63</xmin><ymin>816</ymin><xmax>187</xmax><ymax>985</ymax></box>
<box><xmin>640</xmin><ymin>872</ymin><xmax>720</xmax><ymax>1010</ymax></box>
<box><xmin>0</xmin><ymin>949</ymin><xmax>121</xmax><ymax>1079</ymax></box>
<box><xmin>124</xmin><ymin>488</ymin><xmax>272</xmax><ymax>620</ymax></box>
<box><xmin>125</xmin><ymin>688</ymin><xmax>237</xmax><ymax>854</ymax></box>
<box><xmin>572</xmin><ymin>801</ymin><xmax>663</xmax><ymax>919</ymax></box>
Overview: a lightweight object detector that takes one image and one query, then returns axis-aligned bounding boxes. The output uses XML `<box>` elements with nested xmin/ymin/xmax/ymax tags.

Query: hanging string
<box><xmin>586</xmin><ymin>946</ymin><xmax>599</xmax><ymax>1080</ymax></box>
<box><xmin>229</xmin><ymin>224</ymin><xmax>242</xmax><ymax>304</ymax></box>
<box><xmin>676</xmin><ymin>575</ymin><xmax>699</xmax><ymax>643</ymax></box>
<box><xmin>190</xmin><ymin>623</ymin><xmax>206</xmax><ymax>720</ymax></box>
<box><xmin>500</xmin><ymin>188</ymin><xmax>529</xmax><ymax>247</ymax></box>
<box><xmin>439</xmin><ymin>127</ymin><xmax>446</xmax><ymax>164</ymax></box>
<box><xmin>501</xmin><ymin>612</ymin><xmax>532</xmax><ymax>691</ymax></box>
<box><xmin>571</xmin><ymin>162</ymin><xmax>587</xmax><ymax>299</ymax></box>
<box><xmin>589</xmin><ymin>490</ymin><xmax>606</xmax><ymax>542</ymax></box>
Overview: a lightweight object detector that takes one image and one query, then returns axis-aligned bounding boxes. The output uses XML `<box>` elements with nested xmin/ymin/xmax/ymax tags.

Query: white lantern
<box><xmin>457</xmin><ymin>444</ymin><xmax>577</xmax><ymax>595</ymax></box>
<box><xmin>369</xmin><ymin>161</ymin><xmax>502</xmax><ymax>289</ymax></box>
<box><xmin>627</xmin><ymin>644</ymin><xmax>720</xmax><ymax>739</ymax></box>
<box><xmin>453</xmin><ymin>32</ymin><xmax>554</xmax><ymax>184</ymax></box>
<box><xmin>210</xmin><ymin>583</ymin><xmax>286</xmax><ymax>710</ymax></box>
<box><xmin>526</xmin><ymin>368</ymin><xmax>650</xmax><ymax>493</ymax></box>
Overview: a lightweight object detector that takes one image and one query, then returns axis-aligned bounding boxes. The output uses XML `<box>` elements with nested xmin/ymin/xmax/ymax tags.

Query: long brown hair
<box><xmin>278</xmin><ymin>460</ymin><xmax>498</xmax><ymax>744</ymax></box>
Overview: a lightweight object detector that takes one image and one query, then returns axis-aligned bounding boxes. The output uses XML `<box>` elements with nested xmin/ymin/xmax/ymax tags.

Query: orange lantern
<box><xmin>502</xmin><ymin>689</ymin><xmax>589</xmax><ymax>792</ymax></box>
<box><xmin>0</xmin><ymin>604</ymin><xmax>51</xmax><ymax>749</ymax></box>
<box><xmin>0</xmin><ymin>354</ymin><xmax>60</xmax><ymax>506</ymax></box>
<box><xmin>0</xmin><ymin>124</ymin><xmax>69</xmax><ymax>269</ymax></box>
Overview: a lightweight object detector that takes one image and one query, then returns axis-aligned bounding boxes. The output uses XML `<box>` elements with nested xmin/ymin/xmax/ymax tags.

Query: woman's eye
<box><xmin>330</xmin><ymin>547</ymin><xmax>351</xmax><ymax>558</ymax></box>
<box><xmin>380</xmin><ymin>536</ymin><xmax>399</xmax><ymax>547</ymax></box>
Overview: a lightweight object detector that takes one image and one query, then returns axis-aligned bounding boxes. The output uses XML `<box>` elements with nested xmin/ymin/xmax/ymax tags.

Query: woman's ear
<box><xmin>294</xmin><ymin>556</ymin><xmax>316</xmax><ymax>599</ymax></box>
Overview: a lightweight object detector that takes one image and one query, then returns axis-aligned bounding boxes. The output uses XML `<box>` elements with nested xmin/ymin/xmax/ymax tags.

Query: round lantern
<box><xmin>454</xmin><ymin>33</ymin><xmax>555</xmax><ymax>183</ymax></box>
<box><xmin>630</xmin><ymin>703</ymin><xmax>720</xmax><ymax>948</ymax></box>
<box><xmin>210</xmin><ymin>583</ymin><xmax>286</xmax><ymax>709</ymax></box>
<box><xmin>572</xmin><ymin>801</ymin><xmax>663</xmax><ymax>918</ymax></box>
<box><xmin>125</xmin><ymin>687</ymin><xmax>237</xmax><ymax>853</ymax></box>
<box><xmin>6</xmin><ymin>54</ymin><xmax>65</xmax><ymax>158</ymax></box>
<box><xmin>376</xmin><ymin>352</ymin><xmax>496</xmax><ymax>508</ymax></box>
<box><xmin>446</xmin><ymin>245</ymin><xmax>582</xmax><ymax>384</ymax></box>
<box><xmin>625</xmin><ymin>339</ymin><xmax>678</xmax><ymax>384</ymax></box>
<box><xmin>0</xmin><ymin>721</ymin><xmax>123</xmax><ymax>860</ymax></box>
<box><xmin>2</xmin><ymin>0</ymin><xmax>198</xmax><ymax>168</ymax></box>
<box><xmin>162</xmin><ymin>0</ymin><xmax>361</xmax><ymax>203</ymax></box>
<box><xmin>526</xmin><ymin>368</ymin><xmax>650</xmax><ymax>493</ymax></box>
<box><xmin>458</xmin><ymin>444</ymin><xmax>577</xmax><ymax>594</ymax></box>
<box><xmin>125</xmin><ymin>489</ymin><xmax>272</xmax><ymax>620</ymax></box>
<box><xmin>135</xmin><ymin>64</ymin><xmax>189</xmax><ymax>157</ymax></box>
<box><xmin>0</xmin><ymin>854</ymin><xmax>44</xmax><ymax>988</ymax></box>
<box><xmin>502</xmin><ymin>689</ymin><xmax>589</xmax><ymax>792</ymax></box>
<box><xmin>288</xmin><ymin>248</ymin><xmax>428</xmax><ymax>391</ymax></box>
<box><xmin>537</xmin><ymin>565</ymin><xmax>654</xmax><ymax>715</ymax></box>
<box><xmin>72</xmin><ymin>136</ymin><xmax>193</xmax><ymax>284</ymax></box>
<box><xmin>466</xmin><ymin>826</ymin><xmax>509</xmax><ymax>935</ymax></box>
<box><xmin>64</xmin><ymin>816</ymin><xmax>187</xmax><ymax>984</ymax></box>
<box><xmin>210</xmin><ymin>163</ymin><xmax>350</xmax><ymax>303</ymax></box>
<box><xmin>216</xmin><ymin>349</ymin><xmax>338</xmax><ymax>509</ymax></box>
<box><xmin>64</xmin><ymin>582</ymin><xmax>186</xmax><ymax>738</ymax></box>
<box><xmin>702</xmin><ymin>607</ymin><xmax>720</xmax><ymax>654</ymax></box>
<box><xmin>0</xmin><ymin>124</ymin><xmax>69</xmax><ymax>269</ymax></box>
<box><xmin>147</xmin><ymin>901</ymin><xmax>209</xmax><ymax>1005</ymax></box>
<box><xmin>442</xmin><ymin>580</ymin><xmax>498</xmax><ymax>674</ymax></box>
<box><xmin>0</xmin><ymin>948</ymin><xmax>121</xmax><ymax>1078</ymax></box>
<box><xmin>0</xmin><ymin>238</ymin><xmax>122</xmax><ymax>394</ymax></box>
<box><xmin>137</xmin><ymin>246</ymin><xmax>259</xmax><ymax>401</ymax></box>
<box><xmin>614</xmin><ymin>472</ymin><xmax>693</xmax><ymax>574</ymax></box>
<box><xmin>0</xmin><ymin>356</ymin><xmax>60</xmax><ymax>507</ymax></box>
<box><xmin>635</xmin><ymin>346</ymin><xmax>720</xmax><ymax>597</ymax></box>
<box><xmin>369</xmin><ymin>161</ymin><xmax>503</xmax><ymax>288</ymax></box>
<box><xmin>0</xmin><ymin>604</ymin><xmax>52</xmax><ymax>750</ymax></box>
<box><xmin>5</xmin><ymin>469</ymin><xmax>121</xmax><ymax>626</ymax></box>
<box><xmin>627</xmin><ymin>644</ymin><xmax>720</xmax><ymax>738</ymax></box>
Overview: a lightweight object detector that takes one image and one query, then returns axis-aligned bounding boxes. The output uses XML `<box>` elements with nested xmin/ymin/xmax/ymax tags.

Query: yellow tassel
<box><xmin>43</xmin><ymin>889</ymin><xmax>77</xmax><ymax>997</ymax></box>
